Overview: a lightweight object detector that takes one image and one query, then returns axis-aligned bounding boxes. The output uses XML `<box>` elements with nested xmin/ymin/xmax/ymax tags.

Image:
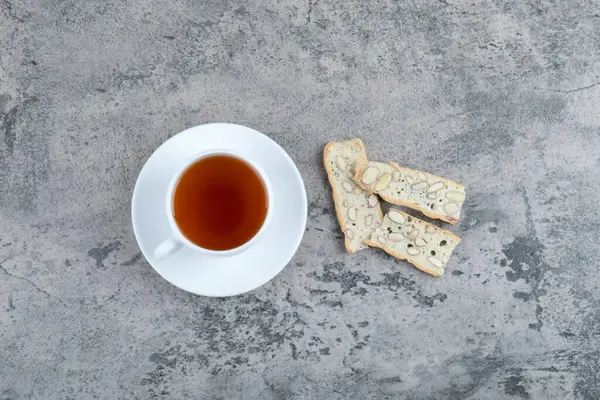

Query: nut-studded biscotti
<box><xmin>324</xmin><ymin>139</ymin><xmax>384</xmax><ymax>253</ymax></box>
<box><xmin>353</xmin><ymin>160</ymin><xmax>466</xmax><ymax>224</ymax></box>
<box><xmin>365</xmin><ymin>209</ymin><xmax>461</xmax><ymax>276</ymax></box>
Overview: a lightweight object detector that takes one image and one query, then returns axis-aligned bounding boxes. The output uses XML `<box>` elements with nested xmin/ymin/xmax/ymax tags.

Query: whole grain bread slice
<box><xmin>354</xmin><ymin>160</ymin><xmax>466</xmax><ymax>224</ymax></box>
<box><xmin>365</xmin><ymin>208</ymin><xmax>461</xmax><ymax>276</ymax></box>
<box><xmin>324</xmin><ymin>139</ymin><xmax>384</xmax><ymax>253</ymax></box>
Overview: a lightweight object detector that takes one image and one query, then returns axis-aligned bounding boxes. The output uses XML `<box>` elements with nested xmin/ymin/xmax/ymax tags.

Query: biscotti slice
<box><xmin>365</xmin><ymin>209</ymin><xmax>461</xmax><ymax>276</ymax></box>
<box><xmin>353</xmin><ymin>160</ymin><xmax>466</xmax><ymax>224</ymax></box>
<box><xmin>324</xmin><ymin>139</ymin><xmax>384</xmax><ymax>254</ymax></box>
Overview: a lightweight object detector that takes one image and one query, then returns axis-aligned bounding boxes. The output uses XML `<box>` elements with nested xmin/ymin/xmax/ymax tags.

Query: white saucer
<box><xmin>131</xmin><ymin>123</ymin><xmax>307</xmax><ymax>297</ymax></box>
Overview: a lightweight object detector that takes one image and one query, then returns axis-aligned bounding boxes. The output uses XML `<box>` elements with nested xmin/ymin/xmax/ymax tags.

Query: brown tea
<box><xmin>173</xmin><ymin>154</ymin><xmax>268</xmax><ymax>251</ymax></box>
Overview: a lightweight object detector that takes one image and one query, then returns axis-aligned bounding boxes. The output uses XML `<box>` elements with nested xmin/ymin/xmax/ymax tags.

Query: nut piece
<box><xmin>375</xmin><ymin>173</ymin><xmax>392</xmax><ymax>191</ymax></box>
<box><xmin>411</xmin><ymin>182</ymin><xmax>428</xmax><ymax>191</ymax></box>
<box><xmin>354</xmin><ymin>186</ymin><xmax>362</xmax><ymax>195</ymax></box>
<box><xmin>444</xmin><ymin>202</ymin><xmax>459</xmax><ymax>215</ymax></box>
<box><xmin>446</xmin><ymin>191</ymin><xmax>466</xmax><ymax>202</ymax></box>
<box><xmin>348</xmin><ymin>207</ymin><xmax>357</xmax><ymax>221</ymax></box>
<box><xmin>389</xmin><ymin>233</ymin><xmax>405</xmax><ymax>242</ymax></box>
<box><xmin>342</xmin><ymin>181</ymin><xmax>353</xmax><ymax>192</ymax></box>
<box><xmin>362</xmin><ymin>167</ymin><xmax>380</xmax><ymax>185</ymax></box>
<box><xmin>417</xmin><ymin>172</ymin><xmax>427</xmax><ymax>182</ymax></box>
<box><xmin>388</xmin><ymin>210</ymin><xmax>406</xmax><ymax>224</ymax></box>
<box><xmin>365</xmin><ymin>215</ymin><xmax>373</xmax><ymax>226</ymax></box>
<box><xmin>343</xmin><ymin>199</ymin><xmax>349</xmax><ymax>207</ymax></box>
<box><xmin>378</xmin><ymin>236</ymin><xmax>388</xmax><ymax>244</ymax></box>
<box><xmin>392</xmin><ymin>171</ymin><xmax>401</xmax><ymax>181</ymax></box>
<box><xmin>425</xmin><ymin>226</ymin><xmax>436</xmax><ymax>234</ymax></box>
<box><xmin>407</xmin><ymin>248</ymin><xmax>420</xmax><ymax>256</ymax></box>
<box><xmin>427</xmin><ymin>182</ymin><xmax>445</xmax><ymax>193</ymax></box>
<box><xmin>346</xmin><ymin>229</ymin><xmax>355</xmax><ymax>239</ymax></box>
<box><xmin>336</xmin><ymin>156</ymin><xmax>347</xmax><ymax>171</ymax></box>
<box><xmin>427</xmin><ymin>193</ymin><xmax>437</xmax><ymax>200</ymax></box>
<box><xmin>408</xmin><ymin>229</ymin><xmax>419</xmax><ymax>239</ymax></box>
<box><xmin>406</xmin><ymin>176</ymin><xmax>414</xmax><ymax>184</ymax></box>
<box><xmin>428</xmin><ymin>257</ymin><xmax>444</xmax><ymax>268</ymax></box>
<box><xmin>367</xmin><ymin>195</ymin><xmax>378</xmax><ymax>208</ymax></box>
<box><xmin>414</xmin><ymin>237</ymin><xmax>427</xmax><ymax>247</ymax></box>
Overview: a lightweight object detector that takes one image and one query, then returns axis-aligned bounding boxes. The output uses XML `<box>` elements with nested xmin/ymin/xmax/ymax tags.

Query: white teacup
<box><xmin>153</xmin><ymin>149</ymin><xmax>273</xmax><ymax>260</ymax></box>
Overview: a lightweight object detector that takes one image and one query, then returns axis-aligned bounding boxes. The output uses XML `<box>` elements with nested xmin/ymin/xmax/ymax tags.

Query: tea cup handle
<box><xmin>154</xmin><ymin>236</ymin><xmax>183</xmax><ymax>260</ymax></box>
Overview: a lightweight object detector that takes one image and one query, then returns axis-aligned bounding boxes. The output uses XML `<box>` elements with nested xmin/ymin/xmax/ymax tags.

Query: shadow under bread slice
<box><xmin>365</xmin><ymin>209</ymin><xmax>461</xmax><ymax>276</ymax></box>
<box><xmin>354</xmin><ymin>160</ymin><xmax>466</xmax><ymax>224</ymax></box>
<box><xmin>323</xmin><ymin>139</ymin><xmax>384</xmax><ymax>254</ymax></box>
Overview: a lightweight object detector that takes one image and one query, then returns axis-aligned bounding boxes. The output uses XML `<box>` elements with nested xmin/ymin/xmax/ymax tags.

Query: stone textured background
<box><xmin>1</xmin><ymin>0</ymin><xmax>600</xmax><ymax>399</ymax></box>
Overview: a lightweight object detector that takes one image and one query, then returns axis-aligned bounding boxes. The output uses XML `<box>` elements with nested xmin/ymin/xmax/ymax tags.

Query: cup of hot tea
<box><xmin>154</xmin><ymin>150</ymin><xmax>273</xmax><ymax>260</ymax></box>
<box><xmin>132</xmin><ymin>123</ymin><xmax>307</xmax><ymax>296</ymax></box>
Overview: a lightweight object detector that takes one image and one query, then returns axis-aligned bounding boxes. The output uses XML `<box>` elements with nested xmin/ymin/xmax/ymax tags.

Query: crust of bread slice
<box><xmin>354</xmin><ymin>160</ymin><xmax>466</xmax><ymax>224</ymax></box>
<box><xmin>323</xmin><ymin>139</ymin><xmax>384</xmax><ymax>254</ymax></box>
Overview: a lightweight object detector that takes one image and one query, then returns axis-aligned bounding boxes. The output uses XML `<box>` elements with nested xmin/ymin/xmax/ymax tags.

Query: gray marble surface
<box><xmin>1</xmin><ymin>0</ymin><xmax>600</xmax><ymax>399</ymax></box>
